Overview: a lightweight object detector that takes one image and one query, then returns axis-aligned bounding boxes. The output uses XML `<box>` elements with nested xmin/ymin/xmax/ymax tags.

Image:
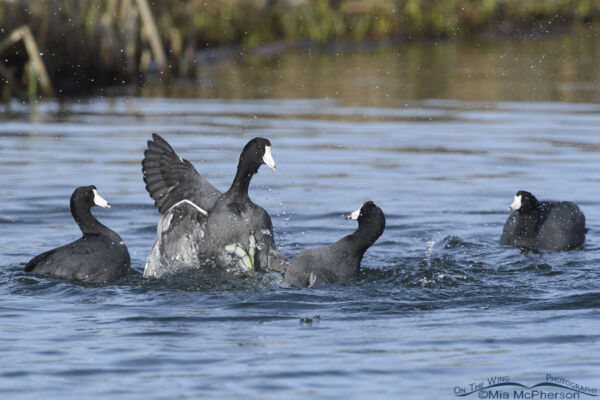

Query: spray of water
<box><xmin>426</xmin><ymin>236</ymin><xmax>435</xmax><ymax>261</ymax></box>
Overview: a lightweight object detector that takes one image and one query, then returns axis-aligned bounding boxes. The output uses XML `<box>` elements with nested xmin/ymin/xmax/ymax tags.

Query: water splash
<box><xmin>425</xmin><ymin>235</ymin><xmax>436</xmax><ymax>264</ymax></box>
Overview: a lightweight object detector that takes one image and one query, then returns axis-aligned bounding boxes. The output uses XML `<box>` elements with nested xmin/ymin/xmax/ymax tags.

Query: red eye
<box><xmin>85</xmin><ymin>192</ymin><xmax>90</xmax><ymax>197</ymax></box>
<box><xmin>523</xmin><ymin>196</ymin><xmax>528</xmax><ymax>201</ymax></box>
<box><xmin>257</xmin><ymin>144</ymin><xmax>263</xmax><ymax>150</ymax></box>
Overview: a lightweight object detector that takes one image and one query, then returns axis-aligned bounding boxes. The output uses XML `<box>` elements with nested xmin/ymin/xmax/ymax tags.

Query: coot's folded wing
<box><xmin>24</xmin><ymin>248</ymin><xmax>57</xmax><ymax>272</ymax></box>
<box><xmin>142</xmin><ymin>133</ymin><xmax>221</xmax><ymax>214</ymax></box>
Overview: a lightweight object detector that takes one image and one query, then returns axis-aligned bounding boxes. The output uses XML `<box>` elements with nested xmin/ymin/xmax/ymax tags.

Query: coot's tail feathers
<box><xmin>142</xmin><ymin>133</ymin><xmax>222</xmax><ymax>214</ymax></box>
<box><xmin>24</xmin><ymin>249</ymin><xmax>56</xmax><ymax>272</ymax></box>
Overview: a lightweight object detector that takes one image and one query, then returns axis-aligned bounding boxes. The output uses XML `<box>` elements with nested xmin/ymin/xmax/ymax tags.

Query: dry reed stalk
<box><xmin>135</xmin><ymin>0</ymin><xmax>168</xmax><ymax>74</ymax></box>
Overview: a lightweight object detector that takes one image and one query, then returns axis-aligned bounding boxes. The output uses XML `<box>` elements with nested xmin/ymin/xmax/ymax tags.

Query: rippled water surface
<box><xmin>2</xmin><ymin>34</ymin><xmax>600</xmax><ymax>399</ymax></box>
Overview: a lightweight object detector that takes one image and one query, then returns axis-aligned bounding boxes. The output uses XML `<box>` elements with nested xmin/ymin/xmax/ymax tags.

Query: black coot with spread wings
<box><xmin>142</xmin><ymin>134</ymin><xmax>285</xmax><ymax>278</ymax></box>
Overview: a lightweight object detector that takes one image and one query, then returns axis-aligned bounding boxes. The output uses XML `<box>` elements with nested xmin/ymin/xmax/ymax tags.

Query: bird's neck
<box><xmin>346</xmin><ymin>219</ymin><xmax>383</xmax><ymax>255</ymax></box>
<box><xmin>70</xmin><ymin>200</ymin><xmax>111</xmax><ymax>236</ymax></box>
<box><xmin>228</xmin><ymin>160</ymin><xmax>257</xmax><ymax>197</ymax></box>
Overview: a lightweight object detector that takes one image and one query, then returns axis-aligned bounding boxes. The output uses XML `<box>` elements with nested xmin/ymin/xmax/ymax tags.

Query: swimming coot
<box><xmin>24</xmin><ymin>186</ymin><xmax>130</xmax><ymax>283</ymax></box>
<box><xmin>500</xmin><ymin>190</ymin><xmax>585</xmax><ymax>250</ymax></box>
<box><xmin>284</xmin><ymin>201</ymin><xmax>385</xmax><ymax>287</ymax></box>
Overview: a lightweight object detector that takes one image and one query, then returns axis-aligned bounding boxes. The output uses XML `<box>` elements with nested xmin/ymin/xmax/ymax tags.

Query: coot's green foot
<box><xmin>248</xmin><ymin>234</ymin><xmax>256</xmax><ymax>261</ymax></box>
<box><xmin>225</xmin><ymin>233</ymin><xmax>256</xmax><ymax>272</ymax></box>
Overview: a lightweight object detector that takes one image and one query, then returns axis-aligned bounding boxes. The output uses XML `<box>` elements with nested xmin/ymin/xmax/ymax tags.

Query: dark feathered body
<box><xmin>283</xmin><ymin>238</ymin><xmax>363</xmax><ymax>287</ymax></box>
<box><xmin>284</xmin><ymin>201</ymin><xmax>385</xmax><ymax>287</ymax></box>
<box><xmin>25</xmin><ymin>186</ymin><xmax>130</xmax><ymax>284</ymax></box>
<box><xmin>25</xmin><ymin>235</ymin><xmax>130</xmax><ymax>283</ymax></box>
<box><xmin>200</xmin><ymin>192</ymin><xmax>277</xmax><ymax>271</ymax></box>
<box><xmin>500</xmin><ymin>192</ymin><xmax>585</xmax><ymax>250</ymax></box>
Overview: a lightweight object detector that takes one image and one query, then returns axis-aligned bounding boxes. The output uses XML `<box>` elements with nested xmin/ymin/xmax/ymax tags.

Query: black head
<box><xmin>239</xmin><ymin>137</ymin><xmax>276</xmax><ymax>173</ymax></box>
<box><xmin>345</xmin><ymin>200</ymin><xmax>386</xmax><ymax>250</ymax></box>
<box><xmin>71</xmin><ymin>185</ymin><xmax>111</xmax><ymax>209</ymax></box>
<box><xmin>509</xmin><ymin>190</ymin><xmax>538</xmax><ymax>212</ymax></box>
<box><xmin>347</xmin><ymin>200</ymin><xmax>385</xmax><ymax>227</ymax></box>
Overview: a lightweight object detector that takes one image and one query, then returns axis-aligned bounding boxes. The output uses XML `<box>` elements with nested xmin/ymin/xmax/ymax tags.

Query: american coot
<box><xmin>142</xmin><ymin>134</ymin><xmax>286</xmax><ymax>278</ymax></box>
<box><xmin>284</xmin><ymin>201</ymin><xmax>385</xmax><ymax>287</ymax></box>
<box><xmin>500</xmin><ymin>190</ymin><xmax>586</xmax><ymax>250</ymax></box>
<box><xmin>24</xmin><ymin>186</ymin><xmax>131</xmax><ymax>283</ymax></box>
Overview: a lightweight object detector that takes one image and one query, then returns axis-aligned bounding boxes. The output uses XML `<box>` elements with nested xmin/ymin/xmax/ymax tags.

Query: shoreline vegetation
<box><xmin>0</xmin><ymin>0</ymin><xmax>599</xmax><ymax>101</ymax></box>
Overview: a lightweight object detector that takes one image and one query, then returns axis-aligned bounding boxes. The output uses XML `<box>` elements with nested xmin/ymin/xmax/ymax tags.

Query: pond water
<box><xmin>1</xmin><ymin>31</ymin><xmax>600</xmax><ymax>399</ymax></box>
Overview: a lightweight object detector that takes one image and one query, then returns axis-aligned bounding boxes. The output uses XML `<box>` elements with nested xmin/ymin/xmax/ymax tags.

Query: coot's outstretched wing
<box><xmin>142</xmin><ymin>133</ymin><xmax>221</xmax><ymax>214</ymax></box>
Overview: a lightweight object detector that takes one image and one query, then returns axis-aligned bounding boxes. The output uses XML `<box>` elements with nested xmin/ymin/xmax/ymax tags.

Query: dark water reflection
<box><xmin>1</xmin><ymin>32</ymin><xmax>600</xmax><ymax>399</ymax></box>
<box><xmin>140</xmin><ymin>28</ymin><xmax>600</xmax><ymax>104</ymax></box>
